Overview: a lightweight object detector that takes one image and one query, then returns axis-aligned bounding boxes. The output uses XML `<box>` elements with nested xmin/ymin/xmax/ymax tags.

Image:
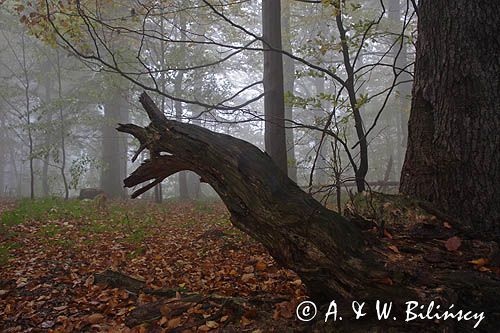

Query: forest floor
<box><xmin>0</xmin><ymin>198</ymin><xmax>306</xmax><ymax>332</ymax></box>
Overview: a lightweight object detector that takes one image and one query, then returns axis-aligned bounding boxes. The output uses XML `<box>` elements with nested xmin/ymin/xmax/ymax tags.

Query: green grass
<box><xmin>123</xmin><ymin>226</ymin><xmax>148</xmax><ymax>244</ymax></box>
<box><xmin>1</xmin><ymin>197</ymin><xmax>97</xmax><ymax>227</ymax></box>
<box><xmin>38</xmin><ymin>223</ymin><xmax>62</xmax><ymax>238</ymax></box>
<box><xmin>193</xmin><ymin>201</ymin><xmax>215</xmax><ymax>214</ymax></box>
<box><xmin>0</xmin><ymin>242</ymin><xmax>21</xmax><ymax>266</ymax></box>
<box><xmin>0</xmin><ymin>199</ymin><xmax>222</xmax><ymax>255</ymax></box>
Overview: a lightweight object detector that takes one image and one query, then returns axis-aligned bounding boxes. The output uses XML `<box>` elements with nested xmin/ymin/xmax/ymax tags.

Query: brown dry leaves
<box><xmin>0</xmin><ymin>200</ymin><xmax>306</xmax><ymax>332</ymax></box>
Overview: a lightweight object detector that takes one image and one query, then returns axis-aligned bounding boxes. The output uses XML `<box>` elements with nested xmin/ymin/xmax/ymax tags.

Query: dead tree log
<box><xmin>118</xmin><ymin>92</ymin><xmax>499</xmax><ymax>331</ymax></box>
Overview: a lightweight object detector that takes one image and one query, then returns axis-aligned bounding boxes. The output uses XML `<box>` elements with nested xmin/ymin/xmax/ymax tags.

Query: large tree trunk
<box><xmin>120</xmin><ymin>94</ymin><xmax>385</xmax><ymax>302</ymax></box>
<box><xmin>262</xmin><ymin>0</ymin><xmax>287</xmax><ymax>174</ymax></box>
<box><xmin>118</xmin><ymin>93</ymin><xmax>499</xmax><ymax>331</ymax></box>
<box><xmin>400</xmin><ymin>0</ymin><xmax>500</xmax><ymax>236</ymax></box>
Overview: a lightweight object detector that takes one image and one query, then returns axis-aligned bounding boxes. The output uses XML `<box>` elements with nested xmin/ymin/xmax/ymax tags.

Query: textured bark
<box><xmin>400</xmin><ymin>0</ymin><xmax>500</xmax><ymax>236</ymax></box>
<box><xmin>262</xmin><ymin>0</ymin><xmax>287</xmax><ymax>174</ymax></box>
<box><xmin>118</xmin><ymin>93</ymin><xmax>500</xmax><ymax>331</ymax></box>
<box><xmin>119</xmin><ymin>93</ymin><xmax>389</xmax><ymax>303</ymax></box>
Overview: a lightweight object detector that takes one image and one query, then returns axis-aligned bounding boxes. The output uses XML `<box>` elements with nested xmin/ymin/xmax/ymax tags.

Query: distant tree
<box><xmin>100</xmin><ymin>77</ymin><xmax>128</xmax><ymax>199</ymax></box>
<box><xmin>30</xmin><ymin>0</ymin><xmax>414</xmax><ymax>196</ymax></box>
<box><xmin>262</xmin><ymin>0</ymin><xmax>287</xmax><ymax>174</ymax></box>
<box><xmin>400</xmin><ymin>0</ymin><xmax>500</xmax><ymax>236</ymax></box>
<box><xmin>282</xmin><ymin>0</ymin><xmax>297</xmax><ymax>182</ymax></box>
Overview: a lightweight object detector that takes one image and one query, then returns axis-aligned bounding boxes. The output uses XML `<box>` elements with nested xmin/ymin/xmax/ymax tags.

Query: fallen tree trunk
<box><xmin>117</xmin><ymin>92</ymin><xmax>499</xmax><ymax>331</ymax></box>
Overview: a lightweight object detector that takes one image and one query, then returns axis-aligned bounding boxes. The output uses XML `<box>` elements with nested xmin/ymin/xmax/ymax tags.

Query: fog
<box><xmin>0</xmin><ymin>0</ymin><xmax>415</xmax><ymax>206</ymax></box>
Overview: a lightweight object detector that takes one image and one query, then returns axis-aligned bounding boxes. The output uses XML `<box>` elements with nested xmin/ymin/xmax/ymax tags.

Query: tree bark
<box><xmin>262</xmin><ymin>0</ymin><xmax>287</xmax><ymax>175</ymax></box>
<box><xmin>400</xmin><ymin>0</ymin><xmax>500</xmax><ymax>236</ymax></box>
<box><xmin>335</xmin><ymin>12</ymin><xmax>368</xmax><ymax>193</ymax></box>
<box><xmin>282</xmin><ymin>0</ymin><xmax>297</xmax><ymax>182</ymax></box>
<box><xmin>0</xmin><ymin>107</ymin><xmax>5</xmax><ymax>196</ymax></box>
<box><xmin>101</xmin><ymin>81</ymin><xmax>128</xmax><ymax>199</ymax></box>
<box><xmin>56</xmin><ymin>50</ymin><xmax>69</xmax><ymax>200</ymax></box>
<box><xmin>42</xmin><ymin>77</ymin><xmax>52</xmax><ymax>197</ymax></box>
<box><xmin>119</xmin><ymin>93</ymin><xmax>387</xmax><ymax>302</ymax></box>
<box><xmin>118</xmin><ymin>93</ymin><xmax>500</xmax><ymax>331</ymax></box>
<box><xmin>388</xmin><ymin>0</ymin><xmax>411</xmax><ymax>177</ymax></box>
<box><xmin>173</xmin><ymin>13</ymin><xmax>189</xmax><ymax>201</ymax></box>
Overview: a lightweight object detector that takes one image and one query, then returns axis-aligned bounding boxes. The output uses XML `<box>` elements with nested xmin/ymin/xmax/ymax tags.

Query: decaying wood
<box><xmin>117</xmin><ymin>92</ymin><xmax>500</xmax><ymax>331</ymax></box>
<box><xmin>94</xmin><ymin>269</ymin><xmax>146</xmax><ymax>293</ymax></box>
<box><xmin>94</xmin><ymin>269</ymin><xmax>177</xmax><ymax>297</ymax></box>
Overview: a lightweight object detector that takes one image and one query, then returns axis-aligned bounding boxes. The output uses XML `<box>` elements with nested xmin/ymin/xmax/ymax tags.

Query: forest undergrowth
<box><xmin>0</xmin><ymin>199</ymin><xmax>306</xmax><ymax>332</ymax></box>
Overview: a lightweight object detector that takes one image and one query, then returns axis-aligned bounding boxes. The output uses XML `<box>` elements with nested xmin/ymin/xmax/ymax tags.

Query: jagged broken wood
<box><xmin>117</xmin><ymin>92</ymin><xmax>499</xmax><ymax>331</ymax></box>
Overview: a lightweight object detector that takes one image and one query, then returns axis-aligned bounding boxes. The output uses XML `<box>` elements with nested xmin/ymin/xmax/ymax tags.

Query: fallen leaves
<box><xmin>0</xmin><ymin>201</ymin><xmax>306</xmax><ymax>332</ymax></box>
<box><xmin>85</xmin><ymin>313</ymin><xmax>105</xmax><ymax>324</ymax></box>
<box><xmin>387</xmin><ymin>245</ymin><xmax>400</xmax><ymax>253</ymax></box>
<box><xmin>255</xmin><ymin>261</ymin><xmax>267</xmax><ymax>271</ymax></box>
<box><xmin>468</xmin><ymin>258</ymin><xmax>490</xmax><ymax>267</ymax></box>
<box><xmin>445</xmin><ymin>236</ymin><xmax>462</xmax><ymax>252</ymax></box>
<box><xmin>241</xmin><ymin>273</ymin><xmax>254</xmax><ymax>283</ymax></box>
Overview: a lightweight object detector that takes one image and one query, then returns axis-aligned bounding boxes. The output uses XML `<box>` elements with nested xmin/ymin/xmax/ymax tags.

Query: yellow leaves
<box><xmin>468</xmin><ymin>258</ymin><xmax>498</xmax><ymax>273</ymax></box>
<box><xmin>468</xmin><ymin>258</ymin><xmax>490</xmax><ymax>267</ymax></box>
<box><xmin>205</xmin><ymin>320</ymin><xmax>219</xmax><ymax>329</ymax></box>
<box><xmin>240</xmin><ymin>316</ymin><xmax>253</xmax><ymax>326</ymax></box>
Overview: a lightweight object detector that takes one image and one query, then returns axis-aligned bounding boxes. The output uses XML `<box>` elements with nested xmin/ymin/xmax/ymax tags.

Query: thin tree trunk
<box><xmin>388</xmin><ymin>0</ymin><xmax>412</xmax><ymax>176</ymax></box>
<box><xmin>335</xmin><ymin>11</ymin><xmax>368</xmax><ymax>193</ymax></box>
<box><xmin>174</xmin><ymin>13</ymin><xmax>189</xmax><ymax>201</ymax></box>
<box><xmin>0</xmin><ymin>108</ymin><xmax>5</xmax><ymax>196</ymax></box>
<box><xmin>313</xmin><ymin>77</ymin><xmax>329</xmax><ymax>188</ymax></box>
<box><xmin>400</xmin><ymin>0</ymin><xmax>500</xmax><ymax>235</ymax></box>
<box><xmin>173</xmin><ymin>68</ymin><xmax>188</xmax><ymax>201</ymax></box>
<box><xmin>21</xmin><ymin>34</ymin><xmax>35</xmax><ymax>199</ymax></box>
<box><xmin>56</xmin><ymin>50</ymin><xmax>69</xmax><ymax>200</ymax></box>
<box><xmin>262</xmin><ymin>0</ymin><xmax>287</xmax><ymax>174</ymax></box>
<box><xmin>282</xmin><ymin>0</ymin><xmax>297</xmax><ymax>182</ymax></box>
<box><xmin>188</xmin><ymin>106</ymin><xmax>202</xmax><ymax>199</ymax></box>
<box><xmin>42</xmin><ymin>78</ymin><xmax>52</xmax><ymax>197</ymax></box>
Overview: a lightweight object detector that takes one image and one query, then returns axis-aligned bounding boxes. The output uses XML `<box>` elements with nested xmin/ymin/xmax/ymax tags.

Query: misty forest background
<box><xmin>1</xmin><ymin>0</ymin><xmax>499</xmax><ymax>332</ymax></box>
<box><xmin>0</xmin><ymin>0</ymin><xmax>412</xmax><ymax>203</ymax></box>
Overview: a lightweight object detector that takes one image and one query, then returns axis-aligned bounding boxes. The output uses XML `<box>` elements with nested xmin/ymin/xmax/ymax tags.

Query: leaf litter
<box><xmin>0</xmin><ymin>199</ymin><xmax>306</xmax><ymax>332</ymax></box>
